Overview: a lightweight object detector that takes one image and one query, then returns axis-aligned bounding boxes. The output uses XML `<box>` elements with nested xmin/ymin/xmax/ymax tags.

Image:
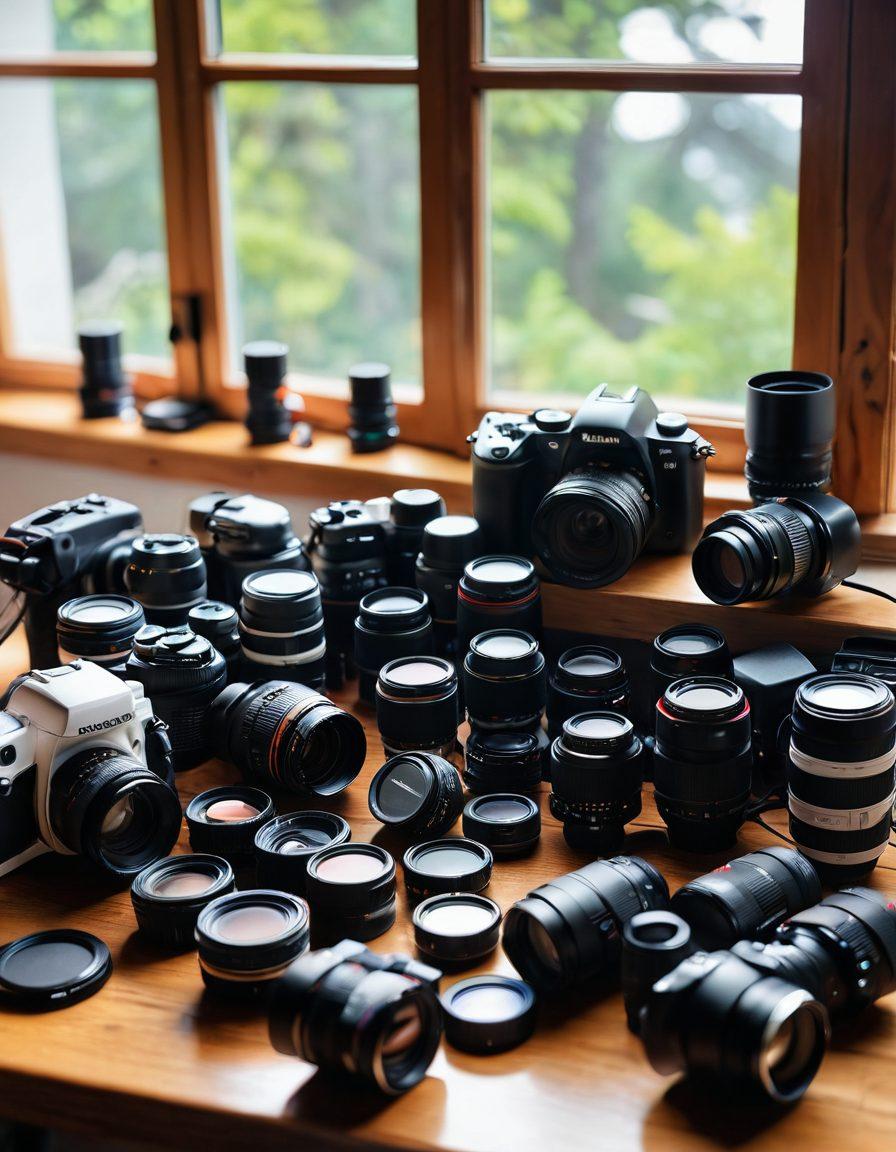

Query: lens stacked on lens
<box><xmin>386</xmin><ymin>489</ymin><xmax>446</xmax><ymax>586</ymax></box>
<box><xmin>354</xmin><ymin>587</ymin><xmax>434</xmax><ymax>705</ymax></box>
<box><xmin>56</xmin><ymin>594</ymin><xmax>145</xmax><ymax>678</ymax></box>
<box><xmin>78</xmin><ymin>322</ymin><xmax>133</xmax><ymax>418</ymax></box>
<box><xmin>348</xmin><ymin>362</ymin><xmax>399</xmax><ymax>453</ymax></box>
<box><xmin>650</xmin><ymin>625</ymin><xmax>732</xmax><ymax>718</ymax></box>
<box><xmin>456</xmin><ymin>556</ymin><xmax>542</xmax><ymax>659</ymax></box>
<box><xmin>653</xmin><ymin>677</ymin><xmax>752</xmax><ymax>851</ymax></box>
<box><xmin>787</xmin><ymin>673</ymin><xmax>896</xmax><ymax>880</ymax></box>
<box><xmin>415</xmin><ymin>514</ymin><xmax>482</xmax><ymax>657</ymax></box>
<box><xmin>239</xmin><ymin>569</ymin><xmax>326</xmax><ymax>689</ymax></box>
<box><xmin>745</xmin><ymin>371</ymin><xmax>835</xmax><ymax>502</ymax></box>
<box><xmin>547</xmin><ymin>645</ymin><xmax>630</xmax><ymax>739</ymax></box>
<box><xmin>125</xmin><ymin>534</ymin><xmax>208</xmax><ymax>627</ymax></box>
<box><xmin>243</xmin><ymin>341</ymin><xmax>293</xmax><ymax>445</ymax></box>
<box><xmin>375</xmin><ymin>655</ymin><xmax>459</xmax><ymax>759</ymax></box>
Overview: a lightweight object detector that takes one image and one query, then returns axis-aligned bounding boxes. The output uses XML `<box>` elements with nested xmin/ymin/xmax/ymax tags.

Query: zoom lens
<box><xmin>57</xmin><ymin>594</ymin><xmax>145</xmax><ymax>677</ymax></box>
<box><xmin>531</xmin><ymin>469</ymin><xmax>652</xmax><ymax>589</ymax></box>
<box><xmin>415</xmin><ymin>515</ymin><xmax>482</xmax><ymax>656</ymax></box>
<box><xmin>692</xmin><ymin>493</ymin><xmax>861</xmax><ymax>605</ymax></box>
<box><xmin>549</xmin><ymin>712</ymin><xmax>644</xmax><ymax>853</ymax></box>
<box><xmin>456</xmin><ymin>556</ymin><xmax>542</xmax><ymax>659</ymax></box>
<box><xmin>239</xmin><ymin>569</ymin><xmax>326</xmax><ymax>689</ymax></box>
<box><xmin>670</xmin><ymin>847</ymin><xmax>821</xmax><ymax>949</ymax></box>
<box><xmin>653</xmin><ymin>677</ymin><xmax>752</xmax><ymax>851</ymax></box>
<box><xmin>244</xmin><ymin>340</ymin><xmax>293</xmax><ymax>445</ymax></box>
<box><xmin>787</xmin><ymin>673</ymin><xmax>896</xmax><ymax>880</ymax></box>
<box><xmin>49</xmin><ymin>748</ymin><xmax>182</xmax><ymax>877</ymax></box>
<box><xmin>124</xmin><ymin>534</ymin><xmax>208</xmax><ymax>627</ymax></box>
<box><xmin>502</xmin><ymin>856</ymin><xmax>669</xmax><ymax>994</ymax></box>
<box><xmin>348</xmin><ymin>362</ymin><xmax>399</xmax><ymax>453</ymax></box>
<box><xmin>387</xmin><ymin>489</ymin><xmax>446</xmax><ymax>586</ymax></box>
<box><xmin>745</xmin><ymin>371</ymin><xmax>835</xmax><ymax>502</ymax></box>
<box><xmin>463</xmin><ymin>630</ymin><xmax>546</xmax><ymax>732</ymax></box>
<box><xmin>369</xmin><ymin>753</ymin><xmax>464</xmax><ymax>840</ymax></box>
<box><xmin>210</xmin><ymin>680</ymin><xmax>366</xmax><ymax>797</ymax></box>
<box><xmin>547</xmin><ymin>646</ymin><xmax>630</xmax><ymax>739</ymax></box>
<box><xmin>268</xmin><ymin>940</ymin><xmax>442</xmax><ymax>1095</ymax></box>
<box><xmin>78</xmin><ymin>321</ymin><xmax>133</xmax><ymax>418</ymax></box>
<box><xmin>375</xmin><ymin>656</ymin><xmax>459</xmax><ymax>759</ymax></box>
<box><xmin>463</xmin><ymin>728</ymin><xmax>545</xmax><ymax>794</ymax></box>
<box><xmin>650</xmin><ymin>625</ymin><xmax>732</xmax><ymax>715</ymax></box>
<box><xmin>354</xmin><ymin>587</ymin><xmax>434</xmax><ymax>706</ymax></box>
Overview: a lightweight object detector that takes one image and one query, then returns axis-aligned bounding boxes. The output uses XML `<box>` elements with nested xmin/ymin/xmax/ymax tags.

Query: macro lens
<box><xmin>692</xmin><ymin>493</ymin><xmax>861</xmax><ymax>606</ymax></box>
<box><xmin>375</xmin><ymin>655</ymin><xmax>459</xmax><ymax>759</ymax></box>
<box><xmin>787</xmin><ymin>673</ymin><xmax>896</xmax><ymax>880</ymax></box>
<box><xmin>188</xmin><ymin>600</ymin><xmax>241</xmax><ymax>682</ymax></box>
<box><xmin>56</xmin><ymin>594</ymin><xmax>145</xmax><ymax>677</ymax></box>
<box><xmin>463</xmin><ymin>630</ymin><xmax>546</xmax><ymax>731</ymax></box>
<box><xmin>502</xmin><ymin>856</ymin><xmax>669</xmax><ymax>994</ymax></box>
<box><xmin>621</xmin><ymin>911</ymin><xmax>694</xmax><ymax>1033</ymax></box>
<box><xmin>549</xmin><ymin>711</ymin><xmax>643</xmax><ymax>853</ymax></box>
<box><xmin>239</xmin><ymin>569</ymin><xmax>326</xmax><ymax>689</ymax></box>
<box><xmin>456</xmin><ymin>556</ymin><xmax>542</xmax><ymax>659</ymax></box>
<box><xmin>354</xmin><ymin>587</ymin><xmax>433</xmax><ymax>705</ymax></box>
<box><xmin>415</xmin><ymin>514</ymin><xmax>482</xmax><ymax>656</ymax></box>
<box><xmin>210</xmin><ymin>680</ymin><xmax>366</xmax><ymax>797</ymax></box>
<box><xmin>463</xmin><ymin>728</ymin><xmax>544</xmax><ymax>795</ymax></box>
<box><xmin>125</xmin><ymin>533</ymin><xmax>208</xmax><ymax>627</ymax></box>
<box><xmin>78</xmin><ymin>322</ymin><xmax>133</xmax><ymax>418</ymax></box>
<box><xmin>131</xmin><ymin>855</ymin><xmax>235</xmax><ymax>949</ymax></box>
<box><xmin>368</xmin><ymin>753</ymin><xmax>464</xmax><ymax>839</ymax></box>
<box><xmin>268</xmin><ymin>940</ymin><xmax>443</xmax><ymax>1095</ymax></box>
<box><xmin>653</xmin><ymin>677</ymin><xmax>752</xmax><ymax>851</ymax></box>
<box><xmin>387</xmin><ymin>489</ymin><xmax>446</xmax><ymax>586</ymax></box>
<box><xmin>650</xmin><ymin>625</ymin><xmax>732</xmax><ymax>715</ymax></box>
<box><xmin>670</xmin><ymin>847</ymin><xmax>821</xmax><ymax>949</ymax></box>
<box><xmin>244</xmin><ymin>340</ymin><xmax>293</xmax><ymax>445</ymax></box>
<box><xmin>185</xmin><ymin>785</ymin><xmax>275</xmax><ymax>869</ymax></box>
<box><xmin>305</xmin><ymin>844</ymin><xmax>397</xmax><ymax>943</ymax></box>
<box><xmin>348</xmin><ymin>362</ymin><xmax>399</xmax><ymax>453</ymax></box>
<box><xmin>745</xmin><ymin>371</ymin><xmax>835</xmax><ymax>502</ymax></box>
<box><xmin>547</xmin><ymin>645</ymin><xmax>630</xmax><ymax>739</ymax></box>
<box><xmin>255</xmin><ymin>811</ymin><xmax>351</xmax><ymax>897</ymax></box>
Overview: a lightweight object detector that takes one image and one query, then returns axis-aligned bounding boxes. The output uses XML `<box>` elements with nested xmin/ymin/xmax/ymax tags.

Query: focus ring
<box><xmin>769</xmin><ymin>502</ymin><xmax>813</xmax><ymax>586</ymax></box>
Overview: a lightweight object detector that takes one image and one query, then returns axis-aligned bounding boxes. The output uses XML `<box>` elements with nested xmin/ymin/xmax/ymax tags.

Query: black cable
<box><xmin>751</xmin><ymin>812</ymin><xmax>796</xmax><ymax>846</ymax></box>
<box><xmin>843</xmin><ymin>578</ymin><xmax>896</xmax><ymax>606</ymax></box>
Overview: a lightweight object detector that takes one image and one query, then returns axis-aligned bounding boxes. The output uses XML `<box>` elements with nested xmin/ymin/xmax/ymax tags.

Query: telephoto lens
<box><xmin>78</xmin><ymin>321</ymin><xmax>133</xmax><ymax>418</ymax></box>
<box><xmin>621</xmin><ymin>911</ymin><xmax>694</xmax><ymax>1034</ymax></box>
<box><xmin>188</xmin><ymin>601</ymin><xmax>241</xmax><ymax>682</ymax></box>
<box><xmin>463</xmin><ymin>728</ymin><xmax>544</xmax><ymax>795</ymax></box>
<box><xmin>124</xmin><ymin>533</ymin><xmax>208</xmax><ymax>627</ymax></box>
<box><xmin>670</xmin><ymin>847</ymin><xmax>821</xmax><ymax>950</ymax></box>
<box><xmin>547</xmin><ymin>646</ymin><xmax>630</xmax><ymax>739</ymax></box>
<box><xmin>456</xmin><ymin>555</ymin><xmax>542</xmax><ymax>659</ymax></box>
<box><xmin>305</xmin><ymin>844</ymin><xmax>397</xmax><ymax>943</ymax></box>
<box><xmin>243</xmin><ymin>340</ymin><xmax>293</xmax><ymax>445</ymax></box>
<box><xmin>692</xmin><ymin>492</ymin><xmax>861</xmax><ymax>606</ymax></box>
<box><xmin>354</xmin><ymin>587</ymin><xmax>433</xmax><ymax>706</ymax></box>
<box><xmin>462</xmin><ymin>794</ymin><xmax>541</xmax><ymax>859</ymax></box>
<box><xmin>195</xmin><ymin>890</ymin><xmax>310</xmax><ymax>998</ymax></box>
<box><xmin>368</xmin><ymin>753</ymin><xmax>464</xmax><ymax>840</ymax></box>
<box><xmin>375</xmin><ymin>655</ymin><xmax>459</xmax><ymax>760</ymax></box>
<box><xmin>415</xmin><ymin>514</ymin><xmax>483</xmax><ymax>657</ymax></box>
<box><xmin>255</xmin><ymin>812</ymin><xmax>351</xmax><ymax>897</ymax></box>
<box><xmin>463</xmin><ymin>630</ymin><xmax>546</xmax><ymax>732</ymax></box>
<box><xmin>210</xmin><ymin>680</ymin><xmax>366</xmax><ymax>797</ymax></box>
<box><xmin>549</xmin><ymin>712</ymin><xmax>644</xmax><ymax>853</ymax></box>
<box><xmin>268</xmin><ymin>939</ymin><xmax>443</xmax><ymax>1095</ymax></box>
<box><xmin>125</xmin><ymin>625</ymin><xmax>227</xmax><ymax>772</ymax></box>
<box><xmin>653</xmin><ymin>677</ymin><xmax>753</xmax><ymax>851</ymax></box>
<box><xmin>239</xmin><ymin>569</ymin><xmax>326</xmax><ymax>689</ymax></box>
<box><xmin>502</xmin><ymin>856</ymin><xmax>670</xmax><ymax>995</ymax></box>
<box><xmin>185</xmin><ymin>785</ymin><xmax>275</xmax><ymax>869</ymax></box>
<box><xmin>787</xmin><ymin>673</ymin><xmax>896</xmax><ymax>881</ymax></box>
<box><xmin>56</xmin><ymin>594</ymin><xmax>145</xmax><ymax>678</ymax></box>
<box><xmin>745</xmin><ymin>370</ymin><xmax>835</xmax><ymax>502</ymax></box>
<box><xmin>650</xmin><ymin>625</ymin><xmax>732</xmax><ymax>719</ymax></box>
<box><xmin>387</xmin><ymin>489</ymin><xmax>446</xmax><ymax>586</ymax></box>
<box><xmin>347</xmin><ymin>361</ymin><xmax>399</xmax><ymax>453</ymax></box>
<box><xmin>131</xmin><ymin>855</ymin><xmax>235</xmax><ymax>949</ymax></box>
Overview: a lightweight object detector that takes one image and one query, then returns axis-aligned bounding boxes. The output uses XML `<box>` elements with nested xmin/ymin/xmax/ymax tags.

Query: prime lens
<box><xmin>745</xmin><ymin>370</ymin><xmax>835</xmax><ymax>502</ymax></box>
<box><xmin>415</xmin><ymin>514</ymin><xmax>482</xmax><ymax>656</ymax></box>
<box><xmin>547</xmin><ymin>645</ymin><xmax>630</xmax><ymax>739</ymax></box>
<box><xmin>463</xmin><ymin>630</ymin><xmax>546</xmax><ymax>731</ymax></box>
<box><xmin>188</xmin><ymin>601</ymin><xmax>241</xmax><ymax>682</ymax></box>
<box><xmin>387</xmin><ymin>489</ymin><xmax>446</xmax><ymax>586</ymax></box>
<box><xmin>456</xmin><ymin>555</ymin><xmax>542</xmax><ymax>659</ymax></box>
<box><xmin>305</xmin><ymin>844</ymin><xmax>397</xmax><ymax>943</ymax></box>
<box><xmin>244</xmin><ymin>340</ymin><xmax>293</xmax><ymax>445</ymax></box>
<box><xmin>354</xmin><ymin>587</ymin><xmax>433</xmax><ymax>705</ymax></box>
<box><xmin>375</xmin><ymin>655</ymin><xmax>459</xmax><ymax>759</ymax></box>
<box><xmin>239</xmin><ymin>569</ymin><xmax>326</xmax><ymax>689</ymax></box>
<box><xmin>57</xmin><ymin>594</ymin><xmax>145</xmax><ymax>677</ymax></box>
<box><xmin>78</xmin><ymin>322</ymin><xmax>133</xmax><ymax>418</ymax></box>
<box><xmin>124</xmin><ymin>533</ymin><xmax>208</xmax><ymax>627</ymax></box>
<box><xmin>348</xmin><ymin>362</ymin><xmax>399</xmax><ymax>453</ymax></box>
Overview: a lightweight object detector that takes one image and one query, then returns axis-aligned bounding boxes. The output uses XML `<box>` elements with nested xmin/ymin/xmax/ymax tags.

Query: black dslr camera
<box><xmin>470</xmin><ymin>386</ymin><xmax>714</xmax><ymax>587</ymax></box>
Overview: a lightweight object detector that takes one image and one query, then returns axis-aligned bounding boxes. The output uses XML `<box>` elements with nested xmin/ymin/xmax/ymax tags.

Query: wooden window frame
<box><xmin>0</xmin><ymin>0</ymin><xmax>894</xmax><ymax>514</ymax></box>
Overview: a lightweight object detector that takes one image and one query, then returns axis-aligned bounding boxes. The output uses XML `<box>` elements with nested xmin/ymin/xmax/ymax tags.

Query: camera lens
<box><xmin>355</xmin><ymin>587</ymin><xmax>434</xmax><ymax>706</ymax></box>
<box><xmin>462</xmin><ymin>727</ymin><xmax>544</xmax><ymax>794</ymax></box>
<box><xmin>653</xmin><ymin>677</ymin><xmax>752</xmax><ymax>851</ymax></box>
<box><xmin>413</xmin><ymin>893</ymin><xmax>502</xmax><ymax>967</ymax></box>
<box><xmin>375</xmin><ymin>655</ymin><xmax>459</xmax><ymax>759</ymax></box>
<box><xmin>347</xmin><ymin>362</ymin><xmax>399</xmax><ymax>453</ymax></box>
<box><xmin>131</xmin><ymin>855</ymin><xmax>234</xmax><ymax>949</ymax></box>
<box><xmin>239</xmin><ymin>569</ymin><xmax>326</xmax><ymax>689</ymax></box>
<box><xmin>670</xmin><ymin>847</ymin><xmax>821</xmax><ymax>950</ymax></box>
<box><xmin>210</xmin><ymin>680</ymin><xmax>366</xmax><ymax>797</ymax></box>
<box><xmin>463</xmin><ymin>630</ymin><xmax>546</xmax><ymax>731</ymax></box>
<box><xmin>124</xmin><ymin>534</ymin><xmax>208</xmax><ymax>627</ymax></box>
<box><xmin>56</xmin><ymin>594</ymin><xmax>145</xmax><ymax>677</ymax></box>
<box><xmin>692</xmin><ymin>493</ymin><xmax>861</xmax><ymax>606</ymax></box>
<box><xmin>462</xmin><ymin>794</ymin><xmax>541</xmax><ymax>858</ymax></box>
<box><xmin>369</xmin><ymin>753</ymin><xmax>464</xmax><ymax>839</ymax></box>
<box><xmin>621</xmin><ymin>911</ymin><xmax>694</xmax><ymax>1033</ymax></box>
<box><xmin>48</xmin><ymin>747</ymin><xmax>182</xmax><ymax>878</ymax></box>
<box><xmin>402</xmin><ymin>838</ymin><xmax>494</xmax><ymax>904</ymax></box>
<box><xmin>531</xmin><ymin>469</ymin><xmax>652</xmax><ymax>588</ymax></box>
<box><xmin>456</xmin><ymin>555</ymin><xmax>542</xmax><ymax>659</ymax></box>
<box><xmin>650</xmin><ymin>625</ymin><xmax>732</xmax><ymax>713</ymax></box>
<box><xmin>185</xmin><ymin>785</ymin><xmax>275</xmax><ymax>869</ymax></box>
<box><xmin>745</xmin><ymin>371</ymin><xmax>835</xmax><ymax>502</ymax></box>
<box><xmin>254</xmin><ymin>812</ymin><xmax>351</xmax><ymax>896</ymax></box>
<box><xmin>78</xmin><ymin>321</ymin><xmax>133</xmax><ymax>418</ymax></box>
<box><xmin>195</xmin><ymin>889</ymin><xmax>310</xmax><ymax>998</ymax></box>
<box><xmin>386</xmin><ymin>489</ymin><xmax>446</xmax><ymax>586</ymax></box>
<box><xmin>502</xmin><ymin>856</ymin><xmax>669</xmax><ymax>994</ymax></box>
<box><xmin>440</xmin><ymin>975</ymin><xmax>537</xmax><ymax>1054</ymax></box>
<box><xmin>125</xmin><ymin>625</ymin><xmax>227</xmax><ymax>772</ymax></box>
<box><xmin>787</xmin><ymin>673</ymin><xmax>896</xmax><ymax>880</ymax></box>
<box><xmin>268</xmin><ymin>940</ymin><xmax>443</xmax><ymax>1095</ymax></box>
<box><xmin>547</xmin><ymin>646</ymin><xmax>630</xmax><ymax>739</ymax></box>
<box><xmin>415</xmin><ymin>515</ymin><xmax>482</xmax><ymax>656</ymax></box>
<box><xmin>244</xmin><ymin>340</ymin><xmax>293</xmax><ymax>445</ymax></box>
<box><xmin>549</xmin><ymin>712</ymin><xmax>644</xmax><ymax>853</ymax></box>
<box><xmin>188</xmin><ymin>601</ymin><xmax>241</xmax><ymax>682</ymax></box>
<box><xmin>305</xmin><ymin>843</ymin><xmax>397</xmax><ymax>943</ymax></box>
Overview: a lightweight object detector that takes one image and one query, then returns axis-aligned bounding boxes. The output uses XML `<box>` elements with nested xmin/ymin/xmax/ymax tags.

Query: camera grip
<box><xmin>472</xmin><ymin>455</ymin><xmax>535</xmax><ymax>556</ymax></box>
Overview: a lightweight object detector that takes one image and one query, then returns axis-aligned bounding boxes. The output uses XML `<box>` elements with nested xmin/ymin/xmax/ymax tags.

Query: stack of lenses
<box><xmin>653</xmin><ymin>677</ymin><xmax>752</xmax><ymax>851</ymax></box>
<box><xmin>125</xmin><ymin>534</ymin><xmax>208</xmax><ymax>627</ymax></box>
<box><xmin>56</xmin><ymin>594</ymin><xmax>145</xmax><ymax>678</ymax></box>
<box><xmin>347</xmin><ymin>362</ymin><xmax>399</xmax><ymax>453</ymax></box>
<box><xmin>305</xmin><ymin>843</ymin><xmax>397</xmax><ymax>943</ymax></box>
<box><xmin>463</xmin><ymin>630</ymin><xmax>546</xmax><ymax>731</ymax></box>
<box><xmin>78</xmin><ymin>322</ymin><xmax>133</xmax><ymax>418</ymax></box>
<box><xmin>415</xmin><ymin>514</ymin><xmax>482</xmax><ymax>657</ymax></box>
<box><xmin>188</xmin><ymin>601</ymin><xmax>241</xmax><ymax>682</ymax></box>
<box><xmin>386</xmin><ymin>489</ymin><xmax>446</xmax><ymax>586</ymax></box>
<box><xmin>243</xmin><ymin>340</ymin><xmax>293</xmax><ymax>445</ymax></box>
<box><xmin>239</xmin><ymin>569</ymin><xmax>326</xmax><ymax>689</ymax></box>
<box><xmin>375</xmin><ymin>655</ymin><xmax>459</xmax><ymax>759</ymax></box>
<box><xmin>744</xmin><ymin>370</ymin><xmax>835</xmax><ymax>502</ymax></box>
<box><xmin>787</xmin><ymin>673</ymin><xmax>896</xmax><ymax>880</ymax></box>
<box><xmin>463</xmin><ymin>729</ymin><xmax>544</xmax><ymax>795</ymax></box>
<box><xmin>650</xmin><ymin>625</ymin><xmax>732</xmax><ymax>721</ymax></box>
<box><xmin>547</xmin><ymin>645</ymin><xmax>630</xmax><ymax>739</ymax></box>
<box><xmin>456</xmin><ymin>556</ymin><xmax>542</xmax><ymax>659</ymax></box>
<box><xmin>354</xmin><ymin>587</ymin><xmax>433</xmax><ymax>705</ymax></box>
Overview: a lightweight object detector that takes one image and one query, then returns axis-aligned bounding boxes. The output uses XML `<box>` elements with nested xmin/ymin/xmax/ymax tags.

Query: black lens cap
<box><xmin>0</xmin><ymin>929</ymin><xmax>112</xmax><ymax>1011</ymax></box>
<box><xmin>440</xmin><ymin>975</ymin><xmax>537</xmax><ymax>1053</ymax></box>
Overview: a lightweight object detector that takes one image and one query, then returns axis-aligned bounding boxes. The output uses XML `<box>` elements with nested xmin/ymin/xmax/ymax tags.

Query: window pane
<box><xmin>486</xmin><ymin>90</ymin><xmax>800</xmax><ymax>410</ymax></box>
<box><xmin>0</xmin><ymin>79</ymin><xmax>170</xmax><ymax>359</ymax></box>
<box><xmin>221</xmin><ymin>83</ymin><xmax>421</xmax><ymax>391</ymax></box>
<box><xmin>485</xmin><ymin>1</ymin><xmax>804</xmax><ymax>65</ymax></box>
<box><xmin>217</xmin><ymin>0</ymin><xmax>416</xmax><ymax>58</ymax></box>
<box><xmin>0</xmin><ymin>0</ymin><xmax>153</xmax><ymax>55</ymax></box>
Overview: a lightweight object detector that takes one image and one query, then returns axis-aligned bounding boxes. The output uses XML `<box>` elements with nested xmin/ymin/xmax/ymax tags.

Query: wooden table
<box><xmin>1</xmin><ymin>626</ymin><xmax>894</xmax><ymax>1152</ymax></box>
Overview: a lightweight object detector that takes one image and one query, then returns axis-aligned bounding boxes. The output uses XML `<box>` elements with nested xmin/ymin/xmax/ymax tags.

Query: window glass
<box><xmin>217</xmin><ymin>0</ymin><xmax>416</xmax><ymax>58</ymax></box>
<box><xmin>2</xmin><ymin>0</ymin><xmax>153</xmax><ymax>55</ymax></box>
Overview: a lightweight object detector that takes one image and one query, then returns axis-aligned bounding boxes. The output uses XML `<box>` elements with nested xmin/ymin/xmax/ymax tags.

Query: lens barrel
<box><xmin>621</xmin><ymin>911</ymin><xmax>694</xmax><ymax>1033</ymax></box>
<box><xmin>185</xmin><ymin>785</ymin><xmax>275</xmax><ymax>869</ymax></box>
<box><xmin>131</xmin><ymin>855</ymin><xmax>235</xmax><ymax>949</ymax></box>
<box><xmin>239</xmin><ymin>569</ymin><xmax>326</xmax><ymax>689</ymax></box>
<box><xmin>463</xmin><ymin>728</ymin><xmax>544</xmax><ymax>794</ymax></box>
<box><xmin>387</xmin><ymin>489</ymin><xmax>446</xmax><ymax>586</ymax></box>
<box><xmin>415</xmin><ymin>515</ymin><xmax>482</xmax><ymax>656</ymax></box>
<box><xmin>456</xmin><ymin>556</ymin><xmax>542</xmax><ymax>659</ymax></box>
<box><xmin>463</xmin><ymin>630</ymin><xmax>546</xmax><ymax>731</ymax></box>
<box><xmin>57</xmin><ymin>594</ymin><xmax>145</xmax><ymax>677</ymax></box>
<box><xmin>368</xmin><ymin>753</ymin><xmax>464</xmax><ymax>839</ymax></box>
<box><xmin>354</xmin><ymin>587</ymin><xmax>434</xmax><ymax>705</ymax></box>
<box><xmin>124</xmin><ymin>533</ymin><xmax>208</xmax><ymax>628</ymax></box>
<box><xmin>244</xmin><ymin>340</ymin><xmax>293</xmax><ymax>445</ymax></box>
<box><xmin>462</xmin><ymin>794</ymin><xmax>541</xmax><ymax>859</ymax></box>
<box><xmin>254</xmin><ymin>812</ymin><xmax>351</xmax><ymax>897</ymax></box>
<box><xmin>745</xmin><ymin>371</ymin><xmax>835</xmax><ymax>502</ymax></box>
<box><xmin>375</xmin><ymin>656</ymin><xmax>459</xmax><ymax>759</ymax></box>
<box><xmin>547</xmin><ymin>646</ymin><xmax>630</xmax><ymax>739</ymax></box>
<box><xmin>348</xmin><ymin>362</ymin><xmax>399</xmax><ymax>453</ymax></box>
<box><xmin>78</xmin><ymin>322</ymin><xmax>133</xmax><ymax>418</ymax></box>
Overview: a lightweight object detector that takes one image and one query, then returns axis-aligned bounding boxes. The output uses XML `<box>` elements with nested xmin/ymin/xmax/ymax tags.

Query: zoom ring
<box><xmin>770</xmin><ymin>502</ymin><xmax>813</xmax><ymax>586</ymax></box>
<box><xmin>735</xmin><ymin>865</ymin><xmax>785</xmax><ymax>919</ymax></box>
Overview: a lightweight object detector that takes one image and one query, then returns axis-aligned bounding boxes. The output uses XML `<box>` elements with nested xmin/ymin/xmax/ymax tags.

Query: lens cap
<box><xmin>0</xmin><ymin>929</ymin><xmax>112</xmax><ymax>1011</ymax></box>
<box><xmin>440</xmin><ymin>975</ymin><xmax>537</xmax><ymax>1053</ymax></box>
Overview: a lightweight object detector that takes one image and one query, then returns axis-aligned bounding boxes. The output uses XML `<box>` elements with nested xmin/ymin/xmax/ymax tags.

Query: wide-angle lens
<box><xmin>547</xmin><ymin>645</ymin><xmax>630</xmax><ymax>739</ymax></box>
<box><xmin>745</xmin><ymin>370</ymin><xmax>835</xmax><ymax>502</ymax></box>
<box><xmin>239</xmin><ymin>569</ymin><xmax>326</xmax><ymax>689</ymax></box>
